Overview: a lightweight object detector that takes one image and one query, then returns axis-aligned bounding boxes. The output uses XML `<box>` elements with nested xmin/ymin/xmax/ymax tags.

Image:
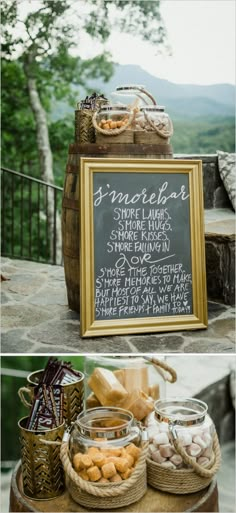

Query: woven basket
<box><xmin>147</xmin><ymin>432</ymin><xmax>221</xmax><ymax>494</ymax></box>
<box><xmin>75</xmin><ymin>109</ymin><xmax>95</xmax><ymax>143</ymax></box>
<box><xmin>60</xmin><ymin>442</ymin><xmax>148</xmax><ymax>510</ymax></box>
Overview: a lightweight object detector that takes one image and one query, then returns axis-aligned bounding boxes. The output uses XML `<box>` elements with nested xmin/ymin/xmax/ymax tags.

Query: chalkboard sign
<box><xmin>80</xmin><ymin>158</ymin><xmax>207</xmax><ymax>337</ymax></box>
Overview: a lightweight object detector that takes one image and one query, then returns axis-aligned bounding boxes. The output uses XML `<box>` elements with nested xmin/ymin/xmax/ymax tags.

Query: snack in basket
<box><xmin>73</xmin><ymin>442</ymin><xmax>140</xmax><ymax>482</ymax></box>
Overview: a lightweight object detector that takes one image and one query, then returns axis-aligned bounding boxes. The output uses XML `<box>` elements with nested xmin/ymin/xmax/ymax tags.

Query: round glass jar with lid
<box><xmin>146</xmin><ymin>398</ymin><xmax>215</xmax><ymax>469</ymax></box>
<box><xmin>134</xmin><ymin>106</ymin><xmax>173</xmax><ymax>140</ymax></box>
<box><xmin>93</xmin><ymin>104</ymin><xmax>134</xmax><ymax>133</ymax></box>
<box><xmin>69</xmin><ymin>406</ymin><xmax>142</xmax><ymax>482</ymax></box>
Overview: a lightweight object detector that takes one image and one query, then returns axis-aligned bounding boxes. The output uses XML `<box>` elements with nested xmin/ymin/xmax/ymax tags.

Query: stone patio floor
<box><xmin>1</xmin><ymin>257</ymin><xmax>235</xmax><ymax>354</ymax></box>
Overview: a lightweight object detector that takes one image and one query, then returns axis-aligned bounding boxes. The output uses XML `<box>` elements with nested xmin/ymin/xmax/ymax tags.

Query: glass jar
<box><xmin>93</xmin><ymin>104</ymin><xmax>133</xmax><ymax>133</ymax></box>
<box><xmin>112</xmin><ymin>85</ymin><xmax>156</xmax><ymax>106</ymax></box>
<box><xmin>147</xmin><ymin>398</ymin><xmax>215</xmax><ymax>469</ymax></box>
<box><xmin>69</xmin><ymin>407</ymin><xmax>142</xmax><ymax>482</ymax></box>
<box><xmin>134</xmin><ymin>106</ymin><xmax>173</xmax><ymax>138</ymax></box>
<box><xmin>84</xmin><ymin>356</ymin><xmax>167</xmax><ymax>421</ymax></box>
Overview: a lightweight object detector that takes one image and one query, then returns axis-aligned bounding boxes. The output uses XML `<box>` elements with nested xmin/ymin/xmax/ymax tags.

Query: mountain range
<box><xmin>87</xmin><ymin>64</ymin><xmax>235</xmax><ymax>119</ymax></box>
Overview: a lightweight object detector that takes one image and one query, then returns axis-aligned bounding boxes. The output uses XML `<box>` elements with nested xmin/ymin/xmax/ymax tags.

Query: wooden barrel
<box><xmin>10</xmin><ymin>462</ymin><xmax>219</xmax><ymax>512</ymax></box>
<box><xmin>62</xmin><ymin>142</ymin><xmax>173</xmax><ymax>313</ymax></box>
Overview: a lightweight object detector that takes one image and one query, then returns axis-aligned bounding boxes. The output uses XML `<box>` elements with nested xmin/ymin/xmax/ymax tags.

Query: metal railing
<box><xmin>1</xmin><ymin>167</ymin><xmax>63</xmax><ymax>265</ymax></box>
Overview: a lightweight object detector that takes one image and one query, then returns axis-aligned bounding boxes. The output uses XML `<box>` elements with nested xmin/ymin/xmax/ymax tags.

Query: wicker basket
<box><xmin>147</xmin><ymin>431</ymin><xmax>221</xmax><ymax>494</ymax></box>
<box><xmin>60</xmin><ymin>442</ymin><xmax>148</xmax><ymax>510</ymax></box>
<box><xmin>75</xmin><ymin>109</ymin><xmax>95</xmax><ymax>143</ymax></box>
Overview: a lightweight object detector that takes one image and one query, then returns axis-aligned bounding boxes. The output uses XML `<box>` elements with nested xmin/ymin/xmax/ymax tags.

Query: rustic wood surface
<box><xmin>62</xmin><ymin>143</ymin><xmax>173</xmax><ymax>313</ymax></box>
<box><xmin>10</xmin><ymin>462</ymin><xmax>219</xmax><ymax>512</ymax></box>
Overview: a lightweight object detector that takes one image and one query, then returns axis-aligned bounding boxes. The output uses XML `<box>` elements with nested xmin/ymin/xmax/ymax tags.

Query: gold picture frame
<box><xmin>80</xmin><ymin>158</ymin><xmax>207</xmax><ymax>337</ymax></box>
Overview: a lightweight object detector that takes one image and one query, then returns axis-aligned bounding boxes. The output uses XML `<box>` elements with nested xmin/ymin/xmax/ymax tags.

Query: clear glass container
<box><xmin>112</xmin><ymin>85</ymin><xmax>156</xmax><ymax>106</ymax></box>
<box><xmin>134</xmin><ymin>106</ymin><xmax>173</xmax><ymax>137</ymax></box>
<box><xmin>94</xmin><ymin>104</ymin><xmax>132</xmax><ymax>132</ymax></box>
<box><xmin>69</xmin><ymin>407</ymin><xmax>142</xmax><ymax>482</ymax></box>
<box><xmin>147</xmin><ymin>398</ymin><xmax>215</xmax><ymax>469</ymax></box>
<box><xmin>84</xmin><ymin>356</ymin><xmax>167</xmax><ymax>421</ymax></box>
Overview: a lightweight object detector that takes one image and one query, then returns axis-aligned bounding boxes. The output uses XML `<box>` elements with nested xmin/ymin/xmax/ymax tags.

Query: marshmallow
<box><xmin>152</xmin><ymin>450</ymin><xmax>167</xmax><ymax>464</ymax></box>
<box><xmin>159</xmin><ymin>444</ymin><xmax>175</xmax><ymax>458</ymax></box>
<box><xmin>153</xmin><ymin>432</ymin><xmax>169</xmax><ymax>446</ymax></box>
<box><xmin>170</xmin><ymin>454</ymin><xmax>183</xmax><ymax>466</ymax></box>
<box><xmin>160</xmin><ymin>461</ymin><xmax>176</xmax><ymax>469</ymax></box>
<box><xmin>186</xmin><ymin>443</ymin><xmax>202</xmax><ymax>457</ymax></box>
<box><xmin>193</xmin><ymin>435</ymin><xmax>207</xmax><ymax>449</ymax></box>
<box><xmin>177</xmin><ymin>430</ymin><xmax>192</xmax><ymax>446</ymax></box>
<box><xmin>197</xmin><ymin>456</ymin><xmax>210</xmax><ymax>466</ymax></box>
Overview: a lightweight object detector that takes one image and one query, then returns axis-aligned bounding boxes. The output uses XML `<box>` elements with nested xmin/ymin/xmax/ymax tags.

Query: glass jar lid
<box><xmin>75</xmin><ymin>407</ymin><xmax>134</xmax><ymax>440</ymax></box>
<box><xmin>99</xmin><ymin>105</ymin><xmax>129</xmax><ymax>112</ymax></box>
<box><xmin>154</xmin><ymin>398</ymin><xmax>208</xmax><ymax>427</ymax></box>
<box><xmin>112</xmin><ymin>84</ymin><xmax>156</xmax><ymax>105</ymax></box>
<box><xmin>141</xmin><ymin>106</ymin><xmax>165</xmax><ymax>112</ymax></box>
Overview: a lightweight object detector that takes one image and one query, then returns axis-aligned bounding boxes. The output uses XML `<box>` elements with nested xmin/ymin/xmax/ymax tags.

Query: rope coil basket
<box><xmin>147</xmin><ymin>431</ymin><xmax>221</xmax><ymax>494</ymax></box>
<box><xmin>60</xmin><ymin>441</ymin><xmax>148</xmax><ymax>509</ymax></box>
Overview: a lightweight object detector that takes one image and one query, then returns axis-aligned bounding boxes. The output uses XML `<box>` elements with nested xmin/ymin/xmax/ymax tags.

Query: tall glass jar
<box><xmin>69</xmin><ymin>407</ymin><xmax>142</xmax><ymax>482</ymax></box>
<box><xmin>147</xmin><ymin>398</ymin><xmax>215</xmax><ymax>469</ymax></box>
<box><xmin>93</xmin><ymin>104</ymin><xmax>133</xmax><ymax>133</ymax></box>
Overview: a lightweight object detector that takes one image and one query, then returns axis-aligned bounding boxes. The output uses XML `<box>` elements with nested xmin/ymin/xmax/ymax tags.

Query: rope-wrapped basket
<box><xmin>147</xmin><ymin>431</ymin><xmax>221</xmax><ymax>494</ymax></box>
<box><xmin>60</xmin><ymin>441</ymin><xmax>148</xmax><ymax>509</ymax></box>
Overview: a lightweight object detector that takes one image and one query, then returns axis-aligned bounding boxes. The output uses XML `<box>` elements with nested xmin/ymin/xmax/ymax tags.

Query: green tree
<box><xmin>1</xmin><ymin>0</ymin><xmax>167</xmax><ymax>262</ymax></box>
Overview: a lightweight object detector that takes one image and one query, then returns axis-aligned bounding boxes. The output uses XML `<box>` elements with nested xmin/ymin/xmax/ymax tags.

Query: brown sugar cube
<box><xmin>87</xmin><ymin>447</ymin><xmax>100</xmax><ymax>457</ymax></box>
<box><xmin>114</xmin><ymin>457</ymin><xmax>129</xmax><ymax>473</ymax></box>
<box><xmin>101</xmin><ymin>462</ymin><xmax>117</xmax><ymax>479</ymax></box>
<box><xmin>91</xmin><ymin>453</ymin><xmax>107</xmax><ymax>467</ymax></box>
<box><xmin>87</xmin><ymin>465</ymin><xmax>102</xmax><ymax>482</ymax></box>
<box><xmin>98</xmin><ymin>477</ymin><xmax>109</xmax><ymax>483</ymax></box>
<box><xmin>78</xmin><ymin>469</ymin><xmax>89</xmax><ymax>481</ymax></box>
<box><xmin>80</xmin><ymin>454</ymin><xmax>93</xmax><ymax>469</ymax></box>
<box><xmin>110</xmin><ymin>474</ymin><xmax>122</xmax><ymax>482</ymax></box>
<box><xmin>73</xmin><ymin>453</ymin><xmax>83</xmax><ymax>471</ymax></box>
<box><xmin>126</xmin><ymin>443</ymin><xmax>141</xmax><ymax>461</ymax></box>
<box><xmin>120</xmin><ymin>468</ymin><xmax>132</xmax><ymax>480</ymax></box>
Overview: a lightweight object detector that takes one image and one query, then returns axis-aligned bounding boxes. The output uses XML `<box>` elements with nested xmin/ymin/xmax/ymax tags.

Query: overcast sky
<box><xmin>104</xmin><ymin>0</ymin><xmax>236</xmax><ymax>85</ymax></box>
<box><xmin>18</xmin><ymin>0</ymin><xmax>236</xmax><ymax>85</ymax></box>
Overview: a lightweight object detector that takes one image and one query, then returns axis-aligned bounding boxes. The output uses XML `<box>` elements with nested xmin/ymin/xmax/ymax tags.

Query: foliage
<box><xmin>172</xmin><ymin>117</ymin><xmax>235</xmax><ymax>154</ymax></box>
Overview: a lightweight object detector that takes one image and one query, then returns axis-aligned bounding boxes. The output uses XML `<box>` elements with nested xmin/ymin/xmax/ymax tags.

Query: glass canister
<box><xmin>93</xmin><ymin>104</ymin><xmax>134</xmax><ymax>133</ymax></box>
<box><xmin>147</xmin><ymin>398</ymin><xmax>215</xmax><ymax>469</ymax></box>
<box><xmin>69</xmin><ymin>406</ymin><xmax>142</xmax><ymax>482</ymax></box>
<box><xmin>135</xmin><ymin>106</ymin><xmax>173</xmax><ymax>139</ymax></box>
<box><xmin>84</xmin><ymin>356</ymin><xmax>177</xmax><ymax>422</ymax></box>
<box><xmin>112</xmin><ymin>84</ymin><xmax>156</xmax><ymax>106</ymax></box>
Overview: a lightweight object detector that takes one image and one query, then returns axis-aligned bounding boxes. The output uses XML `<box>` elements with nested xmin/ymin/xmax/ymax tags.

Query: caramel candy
<box><xmin>148</xmin><ymin>384</ymin><xmax>160</xmax><ymax>400</ymax></box>
<box><xmin>87</xmin><ymin>447</ymin><xmax>100</xmax><ymax>456</ymax></box>
<box><xmin>91</xmin><ymin>453</ymin><xmax>107</xmax><ymax>467</ymax></box>
<box><xmin>101</xmin><ymin>462</ymin><xmax>117</xmax><ymax>479</ymax></box>
<box><xmin>121</xmin><ymin>389</ymin><xmax>154</xmax><ymax>421</ymax></box>
<box><xmin>86</xmin><ymin>392</ymin><xmax>101</xmax><ymax>409</ymax></box>
<box><xmin>114</xmin><ymin>457</ymin><xmax>129</xmax><ymax>473</ymax></box>
<box><xmin>87</xmin><ymin>465</ymin><xmax>102</xmax><ymax>482</ymax></box>
<box><xmin>120</xmin><ymin>468</ymin><xmax>132</xmax><ymax>480</ymax></box>
<box><xmin>123</xmin><ymin>366</ymin><xmax>149</xmax><ymax>395</ymax></box>
<box><xmin>88</xmin><ymin>368</ymin><xmax>128</xmax><ymax>406</ymax></box>
<box><xmin>98</xmin><ymin>477</ymin><xmax>109</xmax><ymax>483</ymax></box>
<box><xmin>126</xmin><ymin>443</ymin><xmax>141</xmax><ymax>461</ymax></box>
<box><xmin>80</xmin><ymin>454</ymin><xmax>93</xmax><ymax>469</ymax></box>
<box><xmin>103</xmin><ymin>447</ymin><xmax>122</xmax><ymax>457</ymax></box>
<box><xmin>126</xmin><ymin>454</ymin><xmax>135</xmax><ymax>467</ymax></box>
<box><xmin>78</xmin><ymin>469</ymin><xmax>89</xmax><ymax>481</ymax></box>
<box><xmin>73</xmin><ymin>453</ymin><xmax>82</xmax><ymax>471</ymax></box>
<box><xmin>110</xmin><ymin>474</ymin><xmax>122</xmax><ymax>482</ymax></box>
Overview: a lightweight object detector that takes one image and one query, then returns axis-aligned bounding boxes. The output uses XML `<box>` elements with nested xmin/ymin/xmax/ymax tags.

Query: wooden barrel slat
<box><xmin>62</xmin><ymin>143</ymin><xmax>173</xmax><ymax>313</ymax></box>
<box><xmin>9</xmin><ymin>462</ymin><xmax>219</xmax><ymax>512</ymax></box>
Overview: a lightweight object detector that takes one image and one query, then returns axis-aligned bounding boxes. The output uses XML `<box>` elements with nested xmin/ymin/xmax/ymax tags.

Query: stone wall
<box><xmin>175</xmin><ymin>154</ymin><xmax>232</xmax><ymax>210</ymax></box>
